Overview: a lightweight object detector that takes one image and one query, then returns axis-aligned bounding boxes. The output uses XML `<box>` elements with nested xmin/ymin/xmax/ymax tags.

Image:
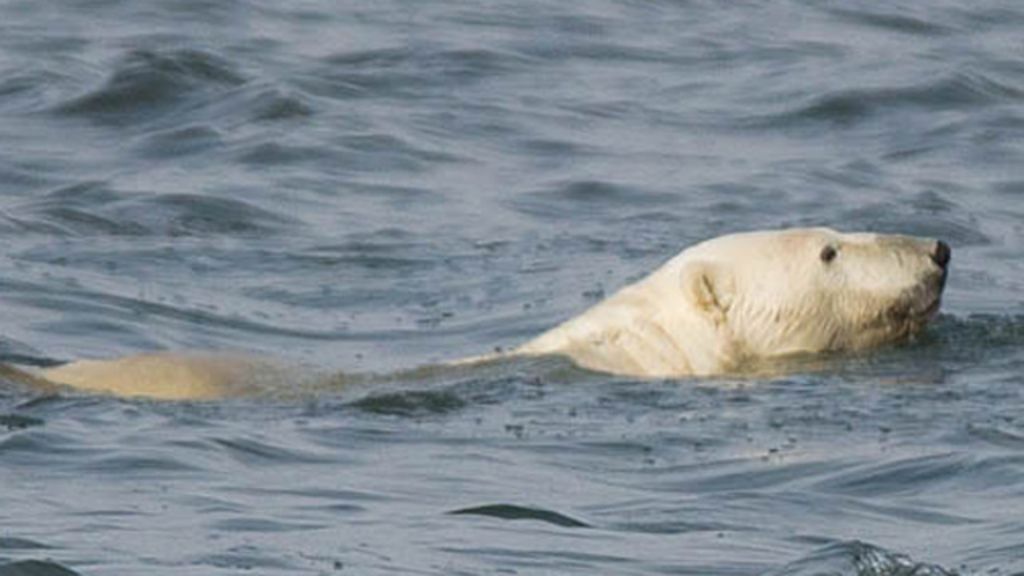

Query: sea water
<box><xmin>1</xmin><ymin>1</ymin><xmax>1023</xmax><ymax>574</ymax></box>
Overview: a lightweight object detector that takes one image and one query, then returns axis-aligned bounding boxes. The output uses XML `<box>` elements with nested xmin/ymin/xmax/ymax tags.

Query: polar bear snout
<box><xmin>931</xmin><ymin>240</ymin><xmax>951</xmax><ymax>271</ymax></box>
<box><xmin>929</xmin><ymin>240</ymin><xmax>950</xmax><ymax>294</ymax></box>
<box><xmin>908</xmin><ymin>239</ymin><xmax>950</xmax><ymax>323</ymax></box>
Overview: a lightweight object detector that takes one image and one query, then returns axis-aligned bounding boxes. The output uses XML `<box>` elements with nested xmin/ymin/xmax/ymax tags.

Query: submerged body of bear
<box><xmin>30</xmin><ymin>227</ymin><xmax>951</xmax><ymax>399</ymax></box>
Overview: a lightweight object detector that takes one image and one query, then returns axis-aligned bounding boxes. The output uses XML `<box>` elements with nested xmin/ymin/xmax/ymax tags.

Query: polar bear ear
<box><xmin>680</xmin><ymin>261</ymin><xmax>734</xmax><ymax>325</ymax></box>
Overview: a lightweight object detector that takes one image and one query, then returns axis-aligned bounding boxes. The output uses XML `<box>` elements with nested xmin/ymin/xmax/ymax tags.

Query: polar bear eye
<box><xmin>820</xmin><ymin>245</ymin><xmax>838</xmax><ymax>263</ymax></box>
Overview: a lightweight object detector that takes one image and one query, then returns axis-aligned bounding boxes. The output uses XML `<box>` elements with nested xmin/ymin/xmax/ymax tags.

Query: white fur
<box><xmin>514</xmin><ymin>227</ymin><xmax>947</xmax><ymax>376</ymax></box>
<box><xmin>31</xmin><ymin>228</ymin><xmax>948</xmax><ymax>399</ymax></box>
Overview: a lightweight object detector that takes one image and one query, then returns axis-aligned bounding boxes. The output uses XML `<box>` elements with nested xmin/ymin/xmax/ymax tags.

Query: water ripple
<box><xmin>0</xmin><ymin>560</ymin><xmax>80</xmax><ymax>576</ymax></box>
<box><xmin>0</xmin><ymin>539</ymin><xmax>50</xmax><ymax>551</ymax></box>
<box><xmin>766</xmin><ymin>541</ymin><xmax>957</xmax><ymax>576</ymax></box>
<box><xmin>825</xmin><ymin>6</ymin><xmax>957</xmax><ymax>36</ymax></box>
<box><xmin>449</xmin><ymin>504</ymin><xmax>590</xmax><ymax>528</ymax></box>
<box><xmin>511</xmin><ymin>180</ymin><xmax>677</xmax><ymax>222</ymax></box>
<box><xmin>4</xmin><ymin>181</ymin><xmax>293</xmax><ymax>238</ymax></box>
<box><xmin>55</xmin><ymin>49</ymin><xmax>245</xmax><ymax>125</ymax></box>
<box><xmin>308</xmin><ymin>46</ymin><xmax>533</xmax><ymax>99</ymax></box>
<box><xmin>748</xmin><ymin>71</ymin><xmax>1023</xmax><ymax>129</ymax></box>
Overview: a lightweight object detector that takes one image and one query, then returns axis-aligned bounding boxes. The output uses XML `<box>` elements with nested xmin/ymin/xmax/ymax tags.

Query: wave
<box><xmin>299</xmin><ymin>46</ymin><xmax>532</xmax><ymax>100</ymax></box>
<box><xmin>747</xmin><ymin>71</ymin><xmax>1023</xmax><ymax>128</ymax></box>
<box><xmin>0</xmin><ymin>560</ymin><xmax>81</xmax><ymax>576</ymax></box>
<box><xmin>824</xmin><ymin>7</ymin><xmax>955</xmax><ymax>36</ymax></box>
<box><xmin>0</xmin><ymin>69</ymin><xmax>74</xmax><ymax>114</ymax></box>
<box><xmin>46</xmin><ymin>47</ymin><xmax>315</xmax><ymax>137</ymax></box>
<box><xmin>766</xmin><ymin>540</ymin><xmax>956</xmax><ymax>576</ymax></box>
<box><xmin>1</xmin><ymin>181</ymin><xmax>293</xmax><ymax>237</ymax></box>
<box><xmin>0</xmin><ymin>538</ymin><xmax>50</xmax><ymax>551</ymax></box>
<box><xmin>510</xmin><ymin>180</ymin><xmax>677</xmax><ymax>222</ymax></box>
<box><xmin>0</xmin><ymin>413</ymin><xmax>45</xmax><ymax>432</ymax></box>
<box><xmin>449</xmin><ymin>504</ymin><xmax>590</xmax><ymax>528</ymax></box>
<box><xmin>55</xmin><ymin>49</ymin><xmax>244</xmax><ymax>124</ymax></box>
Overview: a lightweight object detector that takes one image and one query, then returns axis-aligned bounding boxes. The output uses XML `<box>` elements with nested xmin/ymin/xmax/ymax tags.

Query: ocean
<box><xmin>1</xmin><ymin>1</ymin><xmax>1023</xmax><ymax>574</ymax></box>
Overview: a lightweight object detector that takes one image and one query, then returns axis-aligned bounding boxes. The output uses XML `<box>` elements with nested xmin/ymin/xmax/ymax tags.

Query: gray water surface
<box><xmin>1</xmin><ymin>1</ymin><xmax>1024</xmax><ymax>574</ymax></box>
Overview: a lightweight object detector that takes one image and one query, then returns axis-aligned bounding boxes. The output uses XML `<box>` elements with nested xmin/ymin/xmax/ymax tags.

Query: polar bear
<box><xmin>18</xmin><ymin>227</ymin><xmax>950</xmax><ymax>399</ymax></box>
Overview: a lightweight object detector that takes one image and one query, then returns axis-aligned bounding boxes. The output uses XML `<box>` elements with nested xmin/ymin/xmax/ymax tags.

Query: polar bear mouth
<box><xmin>901</xmin><ymin>290</ymin><xmax>944</xmax><ymax>328</ymax></box>
<box><xmin>922</xmin><ymin>296</ymin><xmax>942</xmax><ymax>317</ymax></box>
<box><xmin>885</xmin><ymin>291</ymin><xmax>942</xmax><ymax>332</ymax></box>
<box><xmin>902</xmin><ymin>269</ymin><xmax>946</xmax><ymax>324</ymax></box>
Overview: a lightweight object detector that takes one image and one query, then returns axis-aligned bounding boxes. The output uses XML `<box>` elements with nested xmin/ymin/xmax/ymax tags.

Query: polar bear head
<box><xmin>679</xmin><ymin>227</ymin><xmax>949</xmax><ymax>365</ymax></box>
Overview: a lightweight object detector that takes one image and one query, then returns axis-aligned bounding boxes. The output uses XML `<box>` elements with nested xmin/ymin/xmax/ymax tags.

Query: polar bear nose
<box><xmin>931</xmin><ymin>240</ymin><xmax>951</xmax><ymax>269</ymax></box>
